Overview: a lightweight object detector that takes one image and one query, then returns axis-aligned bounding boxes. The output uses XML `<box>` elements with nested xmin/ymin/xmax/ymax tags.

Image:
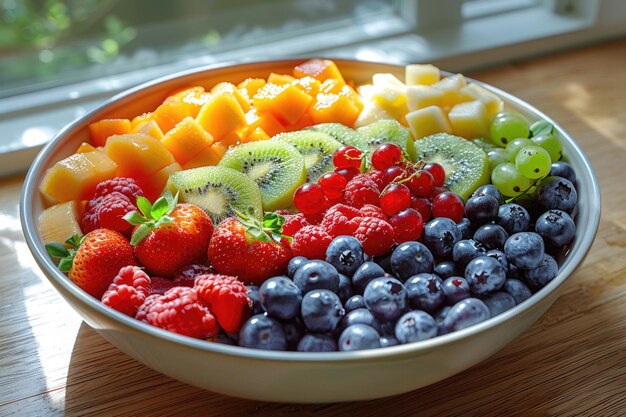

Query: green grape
<box><xmin>491</xmin><ymin>162</ymin><xmax>533</xmax><ymax>197</ymax></box>
<box><xmin>472</xmin><ymin>138</ymin><xmax>496</xmax><ymax>150</ymax></box>
<box><xmin>505</xmin><ymin>138</ymin><xmax>534</xmax><ymax>162</ymax></box>
<box><xmin>487</xmin><ymin>148</ymin><xmax>507</xmax><ymax>170</ymax></box>
<box><xmin>531</xmin><ymin>133</ymin><xmax>562</xmax><ymax>161</ymax></box>
<box><xmin>515</xmin><ymin>145</ymin><xmax>552</xmax><ymax>179</ymax></box>
<box><xmin>489</xmin><ymin>112</ymin><xmax>530</xmax><ymax>148</ymax></box>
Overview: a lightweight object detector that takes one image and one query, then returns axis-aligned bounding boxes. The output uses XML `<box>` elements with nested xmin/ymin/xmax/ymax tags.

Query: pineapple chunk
<box><xmin>38</xmin><ymin>200</ymin><xmax>83</xmax><ymax>245</ymax></box>
<box><xmin>405</xmin><ymin>64</ymin><xmax>441</xmax><ymax>86</ymax></box>
<box><xmin>357</xmin><ymin>84</ymin><xmax>376</xmax><ymax>102</ymax></box>
<box><xmin>372</xmin><ymin>73</ymin><xmax>407</xmax><ymax>90</ymax></box>
<box><xmin>432</xmin><ymin>74</ymin><xmax>469</xmax><ymax>108</ymax></box>
<box><xmin>448</xmin><ymin>100</ymin><xmax>489</xmax><ymax>139</ymax></box>
<box><xmin>354</xmin><ymin>101</ymin><xmax>394</xmax><ymax>129</ymax></box>
<box><xmin>459</xmin><ymin>84</ymin><xmax>504</xmax><ymax>117</ymax></box>
<box><xmin>406</xmin><ymin>105</ymin><xmax>452</xmax><ymax>139</ymax></box>
<box><xmin>370</xmin><ymin>74</ymin><xmax>408</xmax><ymax>124</ymax></box>
<box><xmin>406</xmin><ymin>85</ymin><xmax>444</xmax><ymax>112</ymax></box>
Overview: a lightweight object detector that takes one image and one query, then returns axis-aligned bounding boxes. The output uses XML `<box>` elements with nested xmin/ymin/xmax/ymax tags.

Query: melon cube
<box><xmin>182</xmin><ymin>143</ymin><xmax>228</xmax><ymax>169</ymax></box>
<box><xmin>448</xmin><ymin>100</ymin><xmax>489</xmax><ymax>139</ymax></box>
<box><xmin>432</xmin><ymin>74</ymin><xmax>469</xmax><ymax>108</ymax></box>
<box><xmin>353</xmin><ymin>101</ymin><xmax>394</xmax><ymax>129</ymax></box>
<box><xmin>291</xmin><ymin>76</ymin><xmax>321</xmax><ymax>97</ymax></box>
<box><xmin>237</xmin><ymin>78</ymin><xmax>266</xmax><ymax>101</ymax></box>
<box><xmin>405</xmin><ymin>64</ymin><xmax>441</xmax><ymax>86</ymax></box>
<box><xmin>267</xmin><ymin>73</ymin><xmax>296</xmax><ymax>86</ymax></box>
<box><xmin>153</xmin><ymin>87</ymin><xmax>208</xmax><ymax>133</ymax></box>
<box><xmin>88</xmin><ymin>119</ymin><xmax>131</xmax><ymax>147</ymax></box>
<box><xmin>133</xmin><ymin>120</ymin><xmax>164</xmax><ymax>139</ymax></box>
<box><xmin>196</xmin><ymin>93</ymin><xmax>247</xmax><ymax>140</ymax></box>
<box><xmin>293</xmin><ymin>59</ymin><xmax>345</xmax><ymax>84</ymax></box>
<box><xmin>406</xmin><ymin>106</ymin><xmax>452</xmax><ymax>139</ymax></box>
<box><xmin>38</xmin><ymin>200</ymin><xmax>83</xmax><ymax>245</ymax></box>
<box><xmin>162</xmin><ymin>117</ymin><xmax>214</xmax><ymax>165</ymax></box>
<box><xmin>253</xmin><ymin>83</ymin><xmax>313</xmax><ymax>125</ymax></box>
<box><xmin>105</xmin><ymin>133</ymin><xmax>175</xmax><ymax>180</ymax></box>
<box><xmin>459</xmin><ymin>84</ymin><xmax>504</xmax><ymax>117</ymax></box>
<box><xmin>211</xmin><ymin>82</ymin><xmax>251</xmax><ymax>112</ymax></box>
<box><xmin>245</xmin><ymin>109</ymin><xmax>284</xmax><ymax>137</ymax></box>
<box><xmin>406</xmin><ymin>85</ymin><xmax>445</xmax><ymax>112</ymax></box>
<box><xmin>309</xmin><ymin>93</ymin><xmax>360</xmax><ymax>126</ymax></box>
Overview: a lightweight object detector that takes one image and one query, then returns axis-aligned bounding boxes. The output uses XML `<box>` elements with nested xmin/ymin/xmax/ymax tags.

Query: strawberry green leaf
<box><xmin>123</xmin><ymin>211</ymin><xmax>147</xmax><ymax>226</ymax></box>
<box><xmin>64</xmin><ymin>234</ymin><xmax>83</xmax><ymax>249</ymax></box>
<box><xmin>58</xmin><ymin>258</ymin><xmax>73</xmax><ymax>272</ymax></box>
<box><xmin>136</xmin><ymin>196</ymin><xmax>152</xmax><ymax>218</ymax></box>
<box><xmin>46</xmin><ymin>242</ymin><xmax>70</xmax><ymax>258</ymax></box>
<box><xmin>130</xmin><ymin>223</ymin><xmax>152</xmax><ymax>246</ymax></box>
<box><xmin>263</xmin><ymin>212</ymin><xmax>284</xmax><ymax>229</ymax></box>
<box><xmin>150</xmin><ymin>196</ymin><xmax>171</xmax><ymax>220</ymax></box>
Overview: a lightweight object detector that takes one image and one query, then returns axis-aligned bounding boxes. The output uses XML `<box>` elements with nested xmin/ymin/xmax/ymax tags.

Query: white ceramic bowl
<box><xmin>20</xmin><ymin>59</ymin><xmax>601</xmax><ymax>403</ymax></box>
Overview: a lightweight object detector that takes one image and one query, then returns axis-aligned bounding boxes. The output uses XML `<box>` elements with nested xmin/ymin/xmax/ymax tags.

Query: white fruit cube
<box><xmin>357</xmin><ymin>84</ymin><xmax>376</xmax><ymax>102</ymax></box>
<box><xmin>372</xmin><ymin>73</ymin><xmax>407</xmax><ymax>90</ymax></box>
<box><xmin>405</xmin><ymin>64</ymin><xmax>440</xmax><ymax>86</ymax></box>
<box><xmin>406</xmin><ymin>105</ymin><xmax>452</xmax><ymax>139</ymax></box>
<box><xmin>448</xmin><ymin>100</ymin><xmax>489</xmax><ymax>139</ymax></box>
<box><xmin>407</xmin><ymin>85</ymin><xmax>444</xmax><ymax>112</ymax></box>
<box><xmin>354</xmin><ymin>101</ymin><xmax>394</xmax><ymax>128</ymax></box>
<box><xmin>432</xmin><ymin>74</ymin><xmax>469</xmax><ymax>108</ymax></box>
<box><xmin>38</xmin><ymin>200</ymin><xmax>83</xmax><ymax>245</ymax></box>
<box><xmin>459</xmin><ymin>84</ymin><xmax>504</xmax><ymax>117</ymax></box>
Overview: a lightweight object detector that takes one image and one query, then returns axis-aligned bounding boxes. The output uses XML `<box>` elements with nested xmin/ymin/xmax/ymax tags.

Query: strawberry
<box><xmin>124</xmin><ymin>192</ymin><xmax>214</xmax><ymax>278</ymax></box>
<box><xmin>208</xmin><ymin>212</ymin><xmax>292</xmax><ymax>286</ymax></box>
<box><xmin>45</xmin><ymin>230</ymin><xmax>137</xmax><ymax>299</ymax></box>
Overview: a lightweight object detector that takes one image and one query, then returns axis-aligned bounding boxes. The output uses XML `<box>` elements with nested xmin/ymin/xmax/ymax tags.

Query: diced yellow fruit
<box><xmin>211</xmin><ymin>82</ymin><xmax>251</xmax><ymax>112</ymax></box>
<box><xmin>405</xmin><ymin>64</ymin><xmax>441</xmax><ymax>86</ymax></box>
<box><xmin>357</xmin><ymin>84</ymin><xmax>376</xmax><ymax>101</ymax></box>
<box><xmin>448</xmin><ymin>100</ymin><xmax>489</xmax><ymax>139</ymax></box>
<box><xmin>75</xmin><ymin>142</ymin><xmax>96</xmax><ymax>154</ymax></box>
<box><xmin>244</xmin><ymin>127</ymin><xmax>271</xmax><ymax>142</ymax></box>
<box><xmin>293</xmin><ymin>59</ymin><xmax>345</xmax><ymax>84</ymax></box>
<box><xmin>372</xmin><ymin>73</ymin><xmax>406</xmax><ymax>90</ymax></box>
<box><xmin>196</xmin><ymin>93</ymin><xmax>247</xmax><ymax>140</ymax></box>
<box><xmin>267</xmin><ymin>73</ymin><xmax>296</xmax><ymax>85</ymax></box>
<box><xmin>244</xmin><ymin>109</ymin><xmax>284</xmax><ymax>137</ymax></box>
<box><xmin>105</xmin><ymin>133</ymin><xmax>175</xmax><ymax>180</ymax></box>
<box><xmin>182</xmin><ymin>143</ymin><xmax>227</xmax><ymax>169</ymax></box>
<box><xmin>153</xmin><ymin>86</ymin><xmax>208</xmax><ymax>133</ymax></box>
<box><xmin>136</xmin><ymin>162</ymin><xmax>181</xmax><ymax>202</ymax></box>
<box><xmin>237</xmin><ymin>78</ymin><xmax>266</xmax><ymax>100</ymax></box>
<box><xmin>432</xmin><ymin>74</ymin><xmax>469</xmax><ymax>108</ymax></box>
<box><xmin>38</xmin><ymin>200</ymin><xmax>83</xmax><ymax>245</ymax></box>
<box><xmin>88</xmin><ymin>119</ymin><xmax>132</xmax><ymax>147</ymax></box>
<box><xmin>372</xmin><ymin>92</ymin><xmax>408</xmax><ymax>125</ymax></box>
<box><xmin>406</xmin><ymin>105</ymin><xmax>453</xmax><ymax>139</ymax></box>
<box><xmin>133</xmin><ymin>120</ymin><xmax>164</xmax><ymax>139</ymax></box>
<box><xmin>459</xmin><ymin>84</ymin><xmax>504</xmax><ymax>118</ymax></box>
<box><xmin>406</xmin><ymin>85</ymin><xmax>445</xmax><ymax>112</ymax></box>
<box><xmin>353</xmin><ymin>101</ymin><xmax>394</xmax><ymax>129</ymax></box>
<box><xmin>253</xmin><ymin>83</ymin><xmax>313</xmax><ymax>125</ymax></box>
<box><xmin>219</xmin><ymin>131</ymin><xmax>244</xmax><ymax>148</ymax></box>
<box><xmin>309</xmin><ymin>93</ymin><xmax>360</xmax><ymax>126</ymax></box>
<box><xmin>131</xmin><ymin>113</ymin><xmax>154</xmax><ymax>129</ymax></box>
<box><xmin>161</xmin><ymin>117</ymin><xmax>214</xmax><ymax>165</ymax></box>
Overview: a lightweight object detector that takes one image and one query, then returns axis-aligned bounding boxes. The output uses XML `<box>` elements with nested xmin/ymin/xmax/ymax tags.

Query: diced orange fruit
<box><xmin>340</xmin><ymin>85</ymin><xmax>364</xmax><ymax>112</ymax></box>
<box><xmin>133</xmin><ymin>120</ymin><xmax>164</xmax><ymax>139</ymax></box>
<box><xmin>161</xmin><ymin>117</ymin><xmax>214</xmax><ymax>165</ymax></box>
<box><xmin>152</xmin><ymin>86</ymin><xmax>209</xmax><ymax>133</ymax></box>
<box><xmin>219</xmin><ymin>131</ymin><xmax>244</xmax><ymax>149</ymax></box>
<box><xmin>244</xmin><ymin>127</ymin><xmax>271</xmax><ymax>142</ymax></box>
<box><xmin>136</xmin><ymin>162</ymin><xmax>181</xmax><ymax>202</ymax></box>
<box><xmin>293</xmin><ymin>59</ymin><xmax>345</xmax><ymax>84</ymax></box>
<box><xmin>196</xmin><ymin>93</ymin><xmax>247</xmax><ymax>140</ymax></box>
<box><xmin>238</xmin><ymin>78</ymin><xmax>266</xmax><ymax>101</ymax></box>
<box><xmin>291</xmin><ymin>76</ymin><xmax>321</xmax><ymax>97</ymax></box>
<box><xmin>131</xmin><ymin>112</ymin><xmax>154</xmax><ymax>129</ymax></box>
<box><xmin>39</xmin><ymin>150</ymin><xmax>118</xmax><ymax>205</ymax></box>
<box><xmin>309</xmin><ymin>93</ymin><xmax>360</xmax><ymax>127</ymax></box>
<box><xmin>182</xmin><ymin>143</ymin><xmax>227</xmax><ymax>169</ymax></box>
<box><xmin>75</xmin><ymin>142</ymin><xmax>96</xmax><ymax>154</ymax></box>
<box><xmin>282</xmin><ymin>112</ymin><xmax>314</xmax><ymax>132</ymax></box>
<box><xmin>105</xmin><ymin>133</ymin><xmax>175</xmax><ymax>180</ymax></box>
<box><xmin>38</xmin><ymin>200</ymin><xmax>83</xmax><ymax>245</ymax></box>
<box><xmin>319</xmin><ymin>78</ymin><xmax>346</xmax><ymax>94</ymax></box>
<box><xmin>244</xmin><ymin>109</ymin><xmax>284</xmax><ymax>137</ymax></box>
<box><xmin>253</xmin><ymin>83</ymin><xmax>313</xmax><ymax>125</ymax></box>
<box><xmin>268</xmin><ymin>73</ymin><xmax>296</xmax><ymax>85</ymax></box>
<box><xmin>88</xmin><ymin>119</ymin><xmax>131</xmax><ymax>147</ymax></box>
<box><xmin>211</xmin><ymin>82</ymin><xmax>251</xmax><ymax>112</ymax></box>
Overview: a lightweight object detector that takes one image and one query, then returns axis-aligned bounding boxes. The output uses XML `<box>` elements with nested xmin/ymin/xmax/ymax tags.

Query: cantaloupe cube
<box><xmin>291</xmin><ymin>76</ymin><xmax>321</xmax><ymax>97</ymax></box>
<box><xmin>319</xmin><ymin>78</ymin><xmax>346</xmax><ymax>94</ymax></box>
<box><xmin>38</xmin><ymin>200</ymin><xmax>83</xmax><ymax>245</ymax></box>
<box><xmin>406</xmin><ymin>85</ymin><xmax>445</xmax><ymax>112</ymax></box>
<box><xmin>88</xmin><ymin>119</ymin><xmax>132</xmax><ymax>147</ymax></box>
<box><xmin>309</xmin><ymin>93</ymin><xmax>360</xmax><ymax>126</ymax></box>
<box><xmin>161</xmin><ymin>117</ymin><xmax>214</xmax><ymax>165</ymax></box>
<box><xmin>245</xmin><ymin>109</ymin><xmax>284</xmax><ymax>137</ymax></box>
<box><xmin>196</xmin><ymin>93</ymin><xmax>247</xmax><ymax>140</ymax></box>
<box><xmin>105</xmin><ymin>133</ymin><xmax>175</xmax><ymax>180</ymax></box>
<box><xmin>211</xmin><ymin>82</ymin><xmax>251</xmax><ymax>112</ymax></box>
<box><xmin>353</xmin><ymin>101</ymin><xmax>394</xmax><ymax>129</ymax></box>
<box><xmin>131</xmin><ymin>113</ymin><xmax>154</xmax><ymax>129</ymax></box>
<box><xmin>267</xmin><ymin>73</ymin><xmax>296</xmax><ymax>85</ymax></box>
<box><xmin>244</xmin><ymin>127</ymin><xmax>271</xmax><ymax>142</ymax></box>
<box><xmin>340</xmin><ymin>85</ymin><xmax>363</xmax><ymax>112</ymax></box>
<box><xmin>238</xmin><ymin>78</ymin><xmax>266</xmax><ymax>101</ymax></box>
<box><xmin>406</xmin><ymin>105</ymin><xmax>452</xmax><ymax>139</ymax></box>
<box><xmin>282</xmin><ymin>112</ymin><xmax>314</xmax><ymax>132</ymax></box>
<box><xmin>219</xmin><ymin>132</ymin><xmax>244</xmax><ymax>149</ymax></box>
<box><xmin>448</xmin><ymin>100</ymin><xmax>489</xmax><ymax>139</ymax></box>
<box><xmin>133</xmin><ymin>120</ymin><xmax>164</xmax><ymax>139</ymax></box>
<box><xmin>75</xmin><ymin>142</ymin><xmax>96</xmax><ymax>154</ymax></box>
<box><xmin>253</xmin><ymin>83</ymin><xmax>313</xmax><ymax>125</ymax></box>
<box><xmin>293</xmin><ymin>59</ymin><xmax>345</xmax><ymax>84</ymax></box>
<box><xmin>405</xmin><ymin>64</ymin><xmax>441</xmax><ymax>86</ymax></box>
<box><xmin>136</xmin><ymin>162</ymin><xmax>181</xmax><ymax>202</ymax></box>
<box><xmin>182</xmin><ymin>143</ymin><xmax>227</xmax><ymax>169</ymax></box>
<box><xmin>153</xmin><ymin>86</ymin><xmax>208</xmax><ymax>133</ymax></box>
<box><xmin>459</xmin><ymin>84</ymin><xmax>504</xmax><ymax>117</ymax></box>
<box><xmin>432</xmin><ymin>74</ymin><xmax>469</xmax><ymax>108</ymax></box>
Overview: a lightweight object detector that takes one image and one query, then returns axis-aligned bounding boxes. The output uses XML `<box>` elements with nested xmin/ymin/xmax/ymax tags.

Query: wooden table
<box><xmin>1</xmin><ymin>39</ymin><xmax>625</xmax><ymax>416</ymax></box>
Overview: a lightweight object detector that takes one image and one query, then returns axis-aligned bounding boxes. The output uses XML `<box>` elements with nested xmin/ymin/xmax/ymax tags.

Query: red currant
<box><xmin>379</xmin><ymin>183</ymin><xmax>412</xmax><ymax>216</ymax></box>
<box><xmin>333</xmin><ymin>146</ymin><xmax>362</xmax><ymax>170</ymax></box>
<box><xmin>423</xmin><ymin>162</ymin><xmax>445</xmax><ymax>187</ymax></box>
<box><xmin>411</xmin><ymin>196</ymin><xmax>432</xmax><ymax>222</ymax></box>
<box><xmin>384</xmin><ymin>166</ymin><xmax>408</xmax><ymax>185</ymax></box>
<box><xmin>335</xmin><ymin>167</ymin><xmax>360</xmax><ymax>182</ymax></box>
<box><xmin>318</xmin><ymin>171</ymin><xmax>347</xmax><ymax>200</ymax></box>
<box><xmin>406</xmin><ymin>169</ymin><xmax>434</xmax><ymax>197</ymax></box>
<box><xmin>294</xmin><ymin>183</ymin><xmax>328</xmax><ymax>215</ymax></box>
<box><xmin>389</xmin><ymin>208</ymin><xmax>424</xmax><ymax>243</ymax></box>
<box><xmin>432</xmin><ymin>191</ymin><xmax>464</xmax><ymax>223</ymax></box>
<box><xmin>371</xmin><ymin>143</ymin><xmax>403</xmax><ymax>171</ymax></box>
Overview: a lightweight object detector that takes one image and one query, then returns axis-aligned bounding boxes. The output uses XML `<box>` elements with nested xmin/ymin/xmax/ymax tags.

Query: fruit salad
<box><xmin>39</xmin><ymin>59</ymin><xmax>578</xmax><ymax>351</ymax></box>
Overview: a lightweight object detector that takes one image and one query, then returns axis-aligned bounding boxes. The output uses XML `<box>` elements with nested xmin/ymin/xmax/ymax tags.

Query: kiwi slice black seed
<box><xmin>274</xmin><ymin>131</ymin><xmax>343</xmax><ymax>182</ymax></box>
<box><xmin>165</xmin><ymin>166</ymin><xmax>263</xmax><ymax>224</ymax></box>
<box><xmin>218</xmin><ymin>140</ymin><xmax>306</xmax><ymax>211</ymax></box>
<box><xmin>357</xmin><ymin>119</ymin><xmax>416</xmax><ymax>161</ymax></box>
<box><xmin>307</xmin><ymin>123</ymin><xmax>369</xmax><ymax>151</ymax></box>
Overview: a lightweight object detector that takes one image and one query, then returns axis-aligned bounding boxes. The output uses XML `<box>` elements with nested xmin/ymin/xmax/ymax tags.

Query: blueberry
<box><xmin>293</xmin><ymin>260</ymin><xmax>339</xmax><ymax>294</ymax></box>
<box><xmin>440</xmin><ymin>298</ymin><xmax>490</xmax><ymax>334</ymax></box>
<box><xmin>337</xmin><ymin>273</ymin><xmax>354</xmax><ymax>303</ymax></box>
<box><xmin>245</xmin><ymin>285</ymin><xmax>264</xmax><ymax>315</ymax></box>
<box><xmin>456</xmin><ymin>217</ymin><xmax>474</xmax><ymax>240</ymax></box>
<box><xmin>549</xmin><ymin>161</ymin><xmax>577</xmax><ymax>186</ymax></box>
<box><xmin>485</xmin><ymin>249</ymin><xmax>510</xmax><ymax>272</ymax></box>
<box><xmin>464</xmin><ymin>256</ymin><xmax>506</xmax><ymax>295</ymax></box>
<box><xmin>352</xmin><ymin>261</ymin><xmax>386</xmax><ymax>295</ymax></box>
<box><xmin>536</xmin><ymin>176</ymin><xmax>577</xmax><ymax>213</ymax></box>
<box><xmin>535</xmin><ymin>209</ymin><xmax>576</xmax><ymax>248</ymax></box>
<box><xmin>339</xmin><ymin>308</ymin><xmax>382</xmax><ymax>334</ymax></box>
<box><xmin>423</xmin><ymin>218</ymin><xmax>462</xmax><ymax>259</ymax></box>
<box><xmin>394</xmin><ymin>310</ymin><xmax>438</xmax><ymax>344</ymax></box>
<box><xmin>281</xmin><ymin>317</ymin><xmax>305</xmax><ymax>350</ymax></box>
<box><xmin>482</xmin><ymin>291</ymin><xmax>516</xmax><ymax>317</ymax></box>
<box><xmin>239</xmin><ymin>314</ymin><xmax>287</xmax><ymax>350</ymax></box>
<box><xmin>441</xmin><ymin>277</ymin><xmax>471</xmax><ymax>305</ymax></box>
<box><xmin>497</xmin><ymin>203</ymin><xmax>530</xmax><ymax>234</ymax></box>
<box><xmin>464</xmin><ymin>195</ymin><xmax>500</xmax><ymax>225</ymax></box>
<box><xmin>503</xmin><ymin>279</ymin><xmax>533</xmax><ymax>304</ymax></box>
<box><xmin>338</xmin><ymin>324</ymin><xmax>381</xmax><ymax>351</ymax></box>
<box><xmin>473</xmin><ymin>224</ymin><xmax>509</xmax><ymax>250</ymax></box>
<box><xmin>390</xmin><ymin>241</ymin><xmax>435</xmax><ymax>281</ymax></box>
<box><xmin>297</xmin><ymin>333</ymin><xmax>337</xmax><ymax>352</ymax></box>
<box><xmin>300</xmin><ymin>289</ymin><xmax>345</xmax><ymax>333</ymax></box>
<box><xmin>379</xmin><ymin>335</ymin><xmax>400</xmax><ymax>348</ymax></box>
<box><xmin>434</xmin><ymin>305</ymin><xmax>452</xmax><ymax>322</ymax></box>
<box><xmin>287</xmin><ymin>256</ymin><xmax>308</xmax><ymax>277</ymax></box>
<box><xmin>363</xmin><ymin>277</ymin><xmax>409</xmax><ymax>323</ymax></box>
<box><xmin>374</xmin><ymin>254</ymin><xmax>393</xmax><ymax>274</ymax></box>
<box><xmin>344</xmin><ymin>294</ymin><xmax>365</xmax><ymax>312</ymax></box>
<box><xmin>452</xmin><ymin>239</ymin><xmax>487</xmax><ymax>270</ymax></box>
<box><xmin>259</xmin><ymin>276</ymin><xmax>302</xmax><ymax>320</ymax></box>
<box><xmin>325</xmin><ymin>236</ymin><xmax>365</xmax><ymax>276</ymax></box>
<box><xmin>504</xmin><ymin>232</ymin><xmax>545</xmax><ymax>269</ymax></box>
<box><xmin>433</xmin><ymin>261</ymin><xmax>456</xmax><ymax>279</ymax></box>
<box><xmin>404</xmin><ymin>273</ymin><xmax>445</xmax><ymax>313</ymax></box>
<box><xmin>472</xmin><ymin>184</ymin><xmax>503</xmax><ymax>203</ymax></box>
<box><xmin>525</xmin><ymin>254</ymin><xmax>559</xmax><ymax>291</ymax></box>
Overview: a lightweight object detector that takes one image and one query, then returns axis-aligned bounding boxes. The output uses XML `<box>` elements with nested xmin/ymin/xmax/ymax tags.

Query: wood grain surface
<box><xmin>1</xmin><ymin>39</ymin><xmax>625</xmax><ymax>417</ymax></box>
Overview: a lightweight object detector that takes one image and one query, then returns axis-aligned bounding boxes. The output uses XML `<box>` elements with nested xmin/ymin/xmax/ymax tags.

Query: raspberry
<box><xmin>291</xmin><ymin>225</ymin><xmax>333</xmax><ymax>259</ymax></box>
<box><xmin>174</xmin><ymin>264</ymin><xmax>215</xmax><ymax>287</ymax></box>
<box><xmin>353</xmin><ymin>216</ymin><xmax>395</xmax><ymax>257</ymax></box>
<box><xmin>101</xmin><ymin>266</ymin><xmax>151</xmax><ymax>317</ymax></box>
<box><xmin>136</xmin><ymin>287</ymin><xmax>219</xmax><ymax>339</ymax></box>
<box><xmin>282</xmin><ymin>213</ymin><xmax>311</xmax><ymax>237</ymax></box>
<box><xmin>95</xmin><ymin>177</ymin><xmax>144</xmax><ymax>201</ymax></box>
<box><xmin>344</xmin><ymin>174</ymin><xmax>380</xmax><ymax>208</ymax></box>
<box><xmin>322</xmin><ymin>204</ymin><xmax>359</xmax><ymax>237</ymax></box>
<box><xmin>359</xmin><ymin>204</ymin><xmax>388</xmax><ymax>221</ymax></box>
<box><xmin>82</xmin><ymin>192</ymin><xmax>136</xmax><ymax>234</ymax></box>
<box><xmin>367</xmin><ymin>170</ymin><xmax>386</xmax><ymax>189</ymax></box>
<box><xmin>195</xmin><ymin>274</ymin><xmax>251</xmax><ymax>334</ymax></box>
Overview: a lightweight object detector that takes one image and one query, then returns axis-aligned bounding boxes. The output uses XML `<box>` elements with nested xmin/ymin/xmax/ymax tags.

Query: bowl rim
<box><xmin>20</xmin><ymin>58</ymin><xmax>601</xmax><ymax>363</ymax></box>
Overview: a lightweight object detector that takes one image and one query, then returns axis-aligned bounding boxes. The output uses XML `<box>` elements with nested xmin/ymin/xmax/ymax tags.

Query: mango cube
<box><xmin>407</xmin><ymin>85</ymin><xmax>445</xmax><ymax>112</ymax></box>
<box><xmin>237</xmin><ymin>78</ymin><xmax>266</xmax><ymax>101</ymax></box>
<box><xmin>136</xmin><ymin>162</ymin><xmax>181</xmax><ymax>202</ymax></box>
<box><xmin>253</xmin><ymin>83</ymin><xmax>313</xmax><ymax>125</ymax></box>
<box><xmin>405</xmin><ymin>64</ymin><xmax>441</xmax><ymax>86</ymax></box>
<box><xmin>211</xmin><ymin>82</ymin><xmax>251</xmax><ymax>112</ymax></box>
<box><xmin>105</xmin><ymin>133</ymin><xmax>175</xmax><ymax>180</ymax></box>
<box><xmin>162</xmin><ymin>117</ymin><xmax>214</xmax><ymax>165</ymax></box>
<box><xmin>196</xmin><ymin>93</ymin><xmax>247</xmax><ymax>140</ymax></box>
<box><xmin>448</xmin><ymin>100</ymin><xmax>489</xmax><ymax>139</ymax></box>
<box><xmin>291</xmin><ymin>76</ymin><xmax>321</xmax><ymax>97</ymax></box>
<box><xmin>245</xmin><ymin>109</ymin><xmax>284</xmax><ymax>137</ymax></box>
<box><xmin>153</xmin><ymin>86</ymin><xmax>208</xmax><ymax>133</ymax></box>
<box><xmin>459</xmin><ymin>84</ymin><xmax>504</xmax><ymax>117</ymax></box>
<box><xmin>309</xmin><ymin>93</ymin><xmax>360</xmax><ymax>126</ymax></box>
<box><xmin>133</xmin><ymin>120</ymin><xmax>164</xmax><ymax>139</ymax></box>
<box><xmin>244</xmin><ymin>127</ymin><xmax>271</xmax><ymax>142</ymax></box>
<box><xmin>267</xmin><ymin>73</ymin><xmax>296</xmax><ymax>86</ymax></box>
<box><xmin>406</xmin><ymin>105</ymin><xmax>452</xmax><ymax>139</ymax></box>
<box><xmin>293</xmin><ymin>59</ymin><xmax>345</xmax><ymax>84</ymax></box>
<box><xmin>75</xmin><ymin>142</ymin><xmax>96</xmax><ymax>154</ymax></box>
<box><xmin>88</xmin><ymin>119</ymin><xmax>131</xmax><ymax>147</ymax></box>
<box><xmin>182</xmin><ymin>143</ymin><xmax>227</xmax><ymax>169</ymax></box>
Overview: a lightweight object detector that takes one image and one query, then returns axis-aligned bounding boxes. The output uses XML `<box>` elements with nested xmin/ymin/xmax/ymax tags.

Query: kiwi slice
<box><xmin>165</xmin><ymin>166</ymin><xmax>263</xmax><ymax>224</ymax></box>
<box><xmin>274</xmin><ymin>131</ymin><xmax>343</xmax><ymax>182</ymax></box>
<box><xmin>307</xmin><ymin>123</ymin><xmax>368</xmax><ymax>151</ymax></box>
<box><xmin>414</xmin><ymin>133</ymin><xmax>490</xmax><ymax>199</ymax></box>
<box><xmin>357</xmin><ymin>119</ymin><xmax>416</xmax><ymax>161</ymax></box>
<box><xmin>219</xmin><ymin>140</ymin><xmax>306</xmax><ymax>211</ymax></box>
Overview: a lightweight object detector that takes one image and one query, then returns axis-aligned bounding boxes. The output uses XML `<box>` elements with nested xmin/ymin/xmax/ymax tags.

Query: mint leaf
<box><xmin>46</xmin><ymin>242</ymin><xmax>70</xmax><ymax>258</ymax></box>
<box><xmin>136</xmin><ymin>196</ymin><xmax>152</xmax><ymax>218</ymax></box>
<box><xmin>530</xmin><ymin>120</ymin><xmax>553</xmax><ymax>137</ymax></box>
